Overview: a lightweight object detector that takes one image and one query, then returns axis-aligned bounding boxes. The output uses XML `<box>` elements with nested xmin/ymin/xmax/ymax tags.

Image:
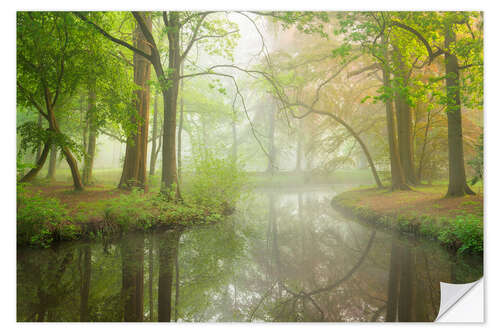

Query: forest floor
<box><xmin>332</xmin><ymin>183</ymin><xmax>483</xmax><ymax>254</ymax></box>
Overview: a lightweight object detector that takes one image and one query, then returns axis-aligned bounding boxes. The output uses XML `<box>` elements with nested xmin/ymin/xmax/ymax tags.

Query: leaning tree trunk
<box><xmin>35</xmin><ymin>113</ymin><xmax>43</xmax><ymax>162</ymax></box>
<box><xmin>119</xmin><ymin>16</ymin><xmax>152</xmax><ymax>190</ymax></box>
<box><xmin>444</xmin><ymin>24</ymin><xmax>475</xmax><ymax>197</ymax></box>
<box><xmin>46</xmin><ymin>100</ymin><xmax>84</xmax><ymax>190</ymax></box>
<box><xmin>83</xmin><ymin>85</ymin><xmax>97</xmax><ymax>185</ymax></box>
<box><xmin>20</xmin><ymin>140</ymin><xmax>51</xmax><ymax>182</ymax></box>
<box><xmin>46</xmin><ymin>144</ymin><xmax>57</xmax><ymax>180</ymax></box>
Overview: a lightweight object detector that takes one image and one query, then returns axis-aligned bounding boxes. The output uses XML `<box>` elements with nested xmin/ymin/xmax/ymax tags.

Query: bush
<box><xmin>17</xmin><ymin>183</ymin><xmax>70</xmax><ymax>247</ymax></box>
<box><xmin>438</xmin><ymin>214</ymin><xmax>483</xmax><ymax>254</ymax></box>
<box><xmin>185</xmin><ymin>155</ymin><xmax>246</xmax><ymax>210</ymax></box>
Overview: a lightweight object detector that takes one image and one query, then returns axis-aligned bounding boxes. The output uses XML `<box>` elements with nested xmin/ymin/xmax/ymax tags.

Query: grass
<box><xmin>332</xmin><ymin>183</ymin><xmax>483</xmax><ymax>254</ymax></box>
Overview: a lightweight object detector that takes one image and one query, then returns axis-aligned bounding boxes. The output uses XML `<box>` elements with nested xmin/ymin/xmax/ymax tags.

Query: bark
<box><xmin>160</xmin><ymin>12</ymin><xmax>181</xmax><ymax>199</ymax></box>
<box><xmin>381</xmin><ymin>47</ymin><xmax>410</xmax><ymax>191</ymax></box>
<box><xmin>158</xmin><ymin>229</ymin><xmax>181</xmax><ymax>322</ymax></box>
<box><xmin>35</xmin><ymin>113</ymin><xmax>43</xmax><ymax>162</ymax></box>
<box><xmin>417</xmin><ymin>106</ymin><xmax>432</xmax><ymax>183</ymax></box>
<box><xmin>444</xmin><ymin>24</ymin><xmax>475</xmax><ymax>197</ymax></box>
<box><xmin>20</xmin><ymin>140</ymin><xmax>50</xmax><ymax>182</ymax></box>
<box><xmin>149</xmin><ymin>93</ymin><xmax>159</xmax><ymax>176</ymax></box>
<box><xmin>119</xmin><ymin>15</ymin><xmax>152</xmax><ymax>190</ymax></box>
<box><xmin>45</xmin><ymin>144</ymin><xmax>57</xmax><ymax>180</ymax></box>
<box><xmin>83</xmin><ymin>85</ymin><xmax>97</xmax><ymax>185</ymax></box>
<box><xmin>177</xmin><ymin>61</ymin><xmax>185</xmax><ymax>184</ymax></box>
<box><xmin>393</xmin><ymin>47</ymin><xmax>418</xmax><ymax>185</ymax></box>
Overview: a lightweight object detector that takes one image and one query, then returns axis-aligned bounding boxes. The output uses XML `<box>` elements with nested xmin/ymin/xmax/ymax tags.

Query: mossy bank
<box><xmin>331</xmin><ymin>185</ymin><xmax>483</xmax><ymax>254</ymax></box>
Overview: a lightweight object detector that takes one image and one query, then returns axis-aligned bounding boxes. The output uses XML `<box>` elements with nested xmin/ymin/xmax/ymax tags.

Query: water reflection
<box><xmin>17</xmin><ymin>186</ymin><xmax>482</xmax><ymax>322</ymax></box>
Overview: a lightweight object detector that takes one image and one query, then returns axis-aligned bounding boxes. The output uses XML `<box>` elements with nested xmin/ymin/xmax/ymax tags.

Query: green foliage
<box><xmin>103</xmin><ymin>189</ymin><xmax>154</xmax><ymax>231</ymax></box>
<box><xmin>438</xmin><ymin>215</ymin><xmax>483</xmax><ymax>254</ymax></box>
<box><xmin>185</xmin><ymin>154</ymin><xmax>247</xmax><ymax>210</ymax></box>
<box><xmin>17</xmin><ymin>184</ymin><xmax>74</xmax><ymax>247</ymax></box>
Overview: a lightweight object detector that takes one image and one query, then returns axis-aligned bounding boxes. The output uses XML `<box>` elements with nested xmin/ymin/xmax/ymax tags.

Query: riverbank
<box><xmin>17</xmin><ymin>182</ymin><xmax>231</xmax><ymax>247</ymax></box>
<box><xmin>331</xmin><ymin>184</ymin><xmax>483</xmax><ymax>254</ymax></box>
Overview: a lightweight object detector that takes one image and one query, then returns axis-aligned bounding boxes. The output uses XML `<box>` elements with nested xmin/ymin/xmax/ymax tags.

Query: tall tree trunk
<box><xmin>161</xmin><ymin>13</ymin><xmax>181</xmax><ymax>199</ymax></box>
<box><xmin>177</xmin><ymin>60</ymin><xmax>185</xmax><ymax>184</ymax></box>
<box><xmin>381</xmin><ymin>44</ymin><xmax>410</xmax><ymax>191</ymax></box>
<box><xmin>149</xmin><ymin>93</ymin><xmax>159</xmax><ymax>176</ymax></box>
<box><xmin>393</xmin><ymin>46</ymin><xmax>418</xmax><ymax>185</ymax></box>
<box><xmin>83</xmin><ymin>85</ymin><xmax>97</xmax><ymax>185</ymax></box>
<box><xmin>444</xmin><ymin>24</ymin><xmax>475</xmax><ymax>197</ymax></box>
<box><xmin>46</xmin><ymin>144</ymin><xmax>57</xmax><ymax>180</ymax></box>
<box><xmin>119</xmin><ymin>15</ymin><xmax>152</xmax><ymax>190</ymax></box>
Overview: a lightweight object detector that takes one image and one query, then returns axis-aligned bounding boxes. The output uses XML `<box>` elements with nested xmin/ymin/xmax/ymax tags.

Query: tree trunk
<box><xmin>35</xmin><ymin>113</ymin><xmax>43</xmax><ymax>162</ymax></box>
<box><xmin>119</xmin><ymin>15</ymin><xmax>152</xmax><ymax>190</ymax></box>
<box><xmin>46</xmin><ymin>144</ymin><xmax>57</xmax><ymax>181</ymax></box>
<box><xmin>161</xmin><ymin>13</ymin><xmax>181</xmax><ymax>199</ymax></box>
<box><xmin>393</xmin><ymin>46</ymin><xmax>418</xmax><ymax>185</ymax></box>
<box><xmin>266</xmin><ymin>99</ymin><xmax>276</xmax><ymax>174</ymax></box>
<box><xmin>149</xmin><ymin>93</ymin><xmax>159</xmax><ymax>176</ymax></box>
<box><xmin>444</xmin><ymin>24</ymin><xmax>475</xmax><ymax>197</ymax></box>
<box><xmin>177</xmin><ymin>60</ymin><xmax>185</xmax><ymax>184</ymax></box>
<box><xmin>295</xmin><ymin>119</ymin><xmax>303</xmax><ymax>172</ymax></box>
<box><xmin>381</xmin><ymin>46</ymin><xmax>410</xmax><ymax>191</ymax></box>
<box><xmin>83</xmin><ymin>85</ymin><xmax>97</xmax><ymax>185</ymax></box>
<box><xmin>20</xmin><ymin>140</ymin><xmax>51</xmax><ymax>182</ymax></box>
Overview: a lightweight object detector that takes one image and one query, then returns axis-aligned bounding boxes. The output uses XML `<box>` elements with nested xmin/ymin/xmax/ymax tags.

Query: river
<box><xmin>17</xmin><ymin>185</ymin><xmax>483</xmax><ymax>322</ymax></box>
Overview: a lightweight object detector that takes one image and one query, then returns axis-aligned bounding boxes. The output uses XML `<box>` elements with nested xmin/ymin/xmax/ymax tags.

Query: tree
<box><xmin>17</xmin><ymin>12</ymin><xmax>87</xmax><ymax>190</ymax></box>
<box><xmin>119</xmin><ymin>14</ymin><xmax>152</xmax><ymax>189</ymax></box>
<box><xmin>76</xmin><ymin>11</ymin><xmax>239</xmax><ymax>199</ymax></box>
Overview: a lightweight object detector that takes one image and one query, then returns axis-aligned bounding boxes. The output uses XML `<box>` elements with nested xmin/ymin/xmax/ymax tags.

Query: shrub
<box><xmin>185</xmin><ymin>155</ymin><xmax>246</xmax><ymax>210</ymax></box>
<box><xmin>438</xmin><ymin>214</ymin><xmax>483</xmax><ymax>254</ymax></box>
<box><xmin>17</xmin><ymin>184</ymin><xmax>70</xmax><ymax>247</ymax></box>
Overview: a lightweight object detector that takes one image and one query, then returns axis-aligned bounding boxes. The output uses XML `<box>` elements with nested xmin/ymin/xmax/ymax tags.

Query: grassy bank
<box><xmin>332</xmin><ymin>184</ymin><xmax>483</xmax><ymax>254</ymax></box>
<box><xmin>17</xmin><ymin>183</ymin><xmax>232</xmax><ymax>247</ymax></box>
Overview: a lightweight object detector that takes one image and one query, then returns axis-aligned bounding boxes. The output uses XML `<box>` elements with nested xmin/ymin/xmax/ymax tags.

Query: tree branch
<box><xmin>74</xmin><ymin>12</ymin><xmax>152</xmax><ymax>62</ymax></box>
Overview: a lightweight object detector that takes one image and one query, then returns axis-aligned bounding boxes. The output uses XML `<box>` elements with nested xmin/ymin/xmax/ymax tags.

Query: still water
<box><xmin>17</xmin><ymin>185</ymin><xmax>483</xmax><ymax>322</ymax></box>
